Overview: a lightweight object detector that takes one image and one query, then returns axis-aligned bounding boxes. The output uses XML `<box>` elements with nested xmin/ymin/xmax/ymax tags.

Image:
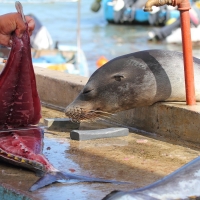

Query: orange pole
<box><xmin>178</xmin><ymin>2</ymin><xmax>196</xmax><ymax>105</ymax></box>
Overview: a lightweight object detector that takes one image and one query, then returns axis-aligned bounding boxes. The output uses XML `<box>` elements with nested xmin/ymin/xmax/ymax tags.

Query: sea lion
<box><xmin>65</xmin><ymin>49</ymin><xmax>200</xmax><ymax>122</ymax></box>
<box><xmin>102</xmin><ymin>155</ymin><xmax>200</xmax><ymax>199</ymax></box>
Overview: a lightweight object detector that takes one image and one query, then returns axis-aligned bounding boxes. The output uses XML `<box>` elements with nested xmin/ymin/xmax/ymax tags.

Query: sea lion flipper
<box><xmin>29</xmin><ymin>171</ymin><xmax>130</xmax><ymax>192</ymax></box>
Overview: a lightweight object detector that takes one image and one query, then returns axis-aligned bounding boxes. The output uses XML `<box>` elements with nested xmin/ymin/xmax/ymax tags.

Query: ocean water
<box><xmin>0</xmin><ymin>0</ymin><xmax>199</xmax><ymax>75</ymax></box>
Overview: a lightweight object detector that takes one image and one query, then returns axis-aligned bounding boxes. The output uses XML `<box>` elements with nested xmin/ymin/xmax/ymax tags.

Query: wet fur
<box><xmin>65</xmin><ymin>50</ymin><xmax>200</xmax><ymax>121</ymax></box>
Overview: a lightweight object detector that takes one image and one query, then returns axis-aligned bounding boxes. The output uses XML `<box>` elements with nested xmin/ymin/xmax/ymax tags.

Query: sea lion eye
<box><xmin>113</xmin><ymin>75</ymin><xmax>124</xmax><ymax>82</ymax></box>
<box><xmin>82</xmin><ymin>88</ymin><xmax>93</xmax><ymax>94</ymax></box>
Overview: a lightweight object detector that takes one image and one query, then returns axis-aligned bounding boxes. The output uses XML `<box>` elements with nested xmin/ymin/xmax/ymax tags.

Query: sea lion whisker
<box><xmin>83</xmin><ymin>111</ymin><xmax>113</xmax><ymax>122</ymax></box>
<box><xmin>97</xmin><ymin>115</ymin><xmax>128</xmax><ymax>128</ymax></box>
<box><xmin>65</xmin><ymin>108</ymin><xmax>115</xmax><ymax>123</ymax></box>
<box><xmin>90</xmin><ymin>110</ymin><xmax>114</xmax><ymax>116</ymax></box>
<box><xmin>98</xmin><ymin>117</ymin><xmax>121</xmax><ymax>124</ymax></box>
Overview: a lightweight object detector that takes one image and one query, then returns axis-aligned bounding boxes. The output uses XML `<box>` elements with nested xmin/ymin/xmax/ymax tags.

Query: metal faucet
<box><xmin>144</xmin><ymin>0</ymin><xmax>172</xmax><ymax>11</ymax></box>
<box><xmin>144</xmin><ymin>0</ymin><xmax>190</xmax><ymax>12</ymax></box>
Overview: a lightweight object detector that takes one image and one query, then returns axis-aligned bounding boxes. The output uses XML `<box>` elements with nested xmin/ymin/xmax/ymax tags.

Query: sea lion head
<box><xmin>65</xmin><ymin>50</ymin><xmax>172</xmax><ymax>122</ymax></box>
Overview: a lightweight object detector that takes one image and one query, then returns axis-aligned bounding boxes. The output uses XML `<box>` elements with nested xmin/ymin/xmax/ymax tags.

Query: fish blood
<box><xmin>0</xmin><ymin>24</ymin><xmax>41</xmax><ymax>129</ymax></box>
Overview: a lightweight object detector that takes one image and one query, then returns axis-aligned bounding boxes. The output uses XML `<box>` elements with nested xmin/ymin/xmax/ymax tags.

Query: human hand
<box><xmin>0</xmin><ymin>13</ymin><xmax>35</xmax><ymax>46</ymax></box>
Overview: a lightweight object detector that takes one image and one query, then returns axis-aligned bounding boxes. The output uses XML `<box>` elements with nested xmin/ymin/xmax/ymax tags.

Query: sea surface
<box><xmin>0</xmin><ymin>0</ymin><xmax>200</xmax><ymax>75</ymax></box>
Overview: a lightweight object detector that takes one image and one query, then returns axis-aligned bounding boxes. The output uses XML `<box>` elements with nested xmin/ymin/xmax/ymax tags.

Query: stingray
<box><xmin>0</xmin><ymin>1</ymin><xmax>125</xmax><ymax>192</ymax></box>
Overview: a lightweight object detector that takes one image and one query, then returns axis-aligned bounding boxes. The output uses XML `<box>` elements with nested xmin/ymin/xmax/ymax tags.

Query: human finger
<box><xmin>25</xmin><ymin>16</ymin><xmax>35</xmax><ymax>36</ymax></box>
<box><xmin>0</xmin><ymin>34</ymin><xmax>12</xmax><ymax>47</ymax></box>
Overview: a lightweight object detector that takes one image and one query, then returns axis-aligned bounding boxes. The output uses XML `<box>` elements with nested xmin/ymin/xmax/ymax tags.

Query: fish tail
<box><xmin>29</xmin><ymin>171</ymin><xmax>60</xmax><ymax>192</ymax></box>
<box><xmin>29</xmin><ymin>171</ymin><xmax>129</xmax><ymax>192</ymax></box>
<box><xmin>101</xmin><ymin>190</ymin><xmax>121</xmax><ymax>200</ymax></box>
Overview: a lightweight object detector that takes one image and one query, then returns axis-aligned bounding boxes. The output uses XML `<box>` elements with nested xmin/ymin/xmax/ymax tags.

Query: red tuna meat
<box><xmin>0</xmin><ymin>128</ymin><xmax>53</xmax><ymax>172</ymax></box>
<box><xmin>0</xmin><ymin>6</ymin><xmax>41</xmax><ymax>129</ymax></box>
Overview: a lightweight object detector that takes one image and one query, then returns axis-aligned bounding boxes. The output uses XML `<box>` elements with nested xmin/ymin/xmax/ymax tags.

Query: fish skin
<box><xmin>102</xmin><ymin>156</ymin><xmax>200</xmax><ymax>200</ymax></box>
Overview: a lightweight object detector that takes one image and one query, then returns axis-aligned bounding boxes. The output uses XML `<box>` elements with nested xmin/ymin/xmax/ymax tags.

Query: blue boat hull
<box><xmin>102</xmin><ymin>0</ymin><xmax>180</xmax><ymax>25</ymax></box>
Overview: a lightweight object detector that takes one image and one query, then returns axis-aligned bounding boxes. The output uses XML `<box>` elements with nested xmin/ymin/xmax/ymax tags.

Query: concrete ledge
<box><xmin>113</xmin><ymin>102</ymin><xmax>200</xmax><ymax>144</ymax></box>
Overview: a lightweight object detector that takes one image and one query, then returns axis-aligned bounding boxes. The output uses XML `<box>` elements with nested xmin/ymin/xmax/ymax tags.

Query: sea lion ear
<box><xmin>113</xmin><ymin>75</ymin><xmax>125</xmax><ymax>82</ymax></box>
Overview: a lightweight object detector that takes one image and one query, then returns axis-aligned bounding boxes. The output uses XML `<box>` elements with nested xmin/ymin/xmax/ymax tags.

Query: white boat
<box><xmin>166</xmin><ymin>25</ymin><xmax>200</xmax><ymax>44</ymax></box>
<box><xmin>148</xmin><ymin>23</ymin><xmax>200</xmax><ymax>44</ymax></box>
<box><xmin>31</xmin><ymin>45</ymin><xmax>89</xmax><ymax>77</ymax></box>
<box><xmin>148</xmin><ymin>2</ymin><xmax>200</xmax><ymax>44</ymax></box>
<box><xmin>0</xmin><ymin>45</ymin><xmax>89</xmax><ymax>77</ymax></box>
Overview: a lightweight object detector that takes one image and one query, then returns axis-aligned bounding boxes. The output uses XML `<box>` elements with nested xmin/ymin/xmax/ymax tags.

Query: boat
<box><xmin>0</xmin><ymin>1</ymin><xmax>89</xmax><ymax>77</ymax></box>
<box><xmin>0</xmin><ymin>45</ymin><xmax>89</xmax><ymax>77</ymax></box>
<box><xmin>91</xmin><ymin>0</ymin><xmax>180</xmax><ymax>26</ymax></box>
<box><xmin>147</xmin><ymin>1</ymin><xmax>200</xmax><ymax>43</ymax></box>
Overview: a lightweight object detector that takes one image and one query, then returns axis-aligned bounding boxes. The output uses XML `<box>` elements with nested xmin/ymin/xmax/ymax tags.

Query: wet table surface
<box><xmin>0</xmin><ymin>107</ymin><xmax>200</xmax><ymax>200</ymax></box>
